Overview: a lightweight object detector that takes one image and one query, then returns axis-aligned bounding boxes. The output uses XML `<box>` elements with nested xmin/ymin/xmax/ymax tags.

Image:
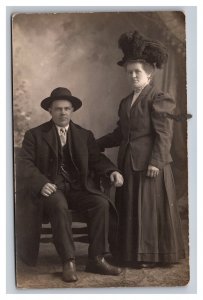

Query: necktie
<box><xmin>59</xmin><ymin>128</ymin><xmax>67</xmax><ymax>146</ymax></box>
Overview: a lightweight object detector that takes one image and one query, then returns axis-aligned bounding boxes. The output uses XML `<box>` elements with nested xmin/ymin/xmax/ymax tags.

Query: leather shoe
<box><xmin>62</xmin><ymin>260</ymin><xmax>78</xmax><ymax>282</ymax></box>
<box><xmin>86</xmin><ymin>256</ymin><xmax>122</xmax><ymax>275</ymax></box>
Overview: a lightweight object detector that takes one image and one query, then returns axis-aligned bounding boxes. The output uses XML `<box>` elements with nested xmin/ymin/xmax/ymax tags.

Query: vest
<box><xmin>58</xmin><ymin>130</ymin><xmax>81</xmax><ymax>190</ymax></box>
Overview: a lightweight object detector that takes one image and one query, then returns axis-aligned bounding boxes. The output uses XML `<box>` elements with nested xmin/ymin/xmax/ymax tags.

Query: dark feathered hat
<box><xmin>117</xmin><ymin>30</ymin><xmax>168</xmax><ymax>68</ymax></box>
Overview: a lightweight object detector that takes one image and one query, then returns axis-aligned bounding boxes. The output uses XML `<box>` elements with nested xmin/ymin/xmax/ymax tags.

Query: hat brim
<box><xmin>41</xmin><ymin>95</ymin><xmax>82</xmax><ymax>111</ymax></box>
<box><xmin>117</xmin><ymin>59</ymin><xmax>125</xmax><ymax>66</ymax></box>
<box><xmin>117</xmin><ymin>58</ymin><xmax>146</xmax><ymax>67</ymax></box>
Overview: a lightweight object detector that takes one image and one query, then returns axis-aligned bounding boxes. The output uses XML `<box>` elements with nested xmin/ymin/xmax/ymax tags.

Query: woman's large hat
<box><xmin>41</xmin><ymin>87</ymin><xmax>82</xmax><ymax>111</ymax></box>
<box><xmin>117</xmin><ymin>30</ymin><xmax>168</xmax><ymax>68</ymax></box>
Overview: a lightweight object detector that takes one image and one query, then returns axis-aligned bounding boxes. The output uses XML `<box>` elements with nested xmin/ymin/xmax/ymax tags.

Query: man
<box><xmin>16</xmin><ymin>87</ymin><xmax>123</xmax><ymax>283</ymax></box>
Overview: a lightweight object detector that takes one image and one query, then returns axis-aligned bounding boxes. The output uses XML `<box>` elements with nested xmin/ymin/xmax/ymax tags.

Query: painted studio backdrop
<box><xmin>12</xmin><ymin>12</ymin><xmax>187</xmax><ymax>215</ymax></box>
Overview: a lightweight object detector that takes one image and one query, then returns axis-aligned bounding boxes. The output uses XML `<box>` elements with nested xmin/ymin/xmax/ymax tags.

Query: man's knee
<box><xmin>44</xmin><ymin>192</ymin><xmax>69</xmax><ymax>215</ymax></box>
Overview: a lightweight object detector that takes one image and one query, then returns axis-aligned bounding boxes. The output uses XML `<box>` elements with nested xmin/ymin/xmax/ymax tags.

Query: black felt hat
<box><xmin>41</xmin><ymin>87</ymin><xmax>82</xmax><ymax>111</ymax></box>
<box><xmin>117</xmin><ymin>30</ymin><xmax>168</xmax><ymax>68</ymax></box>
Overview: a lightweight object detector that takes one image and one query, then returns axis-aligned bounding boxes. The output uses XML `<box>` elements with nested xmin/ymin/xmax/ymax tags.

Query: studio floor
<box><xmin>15</xmin><ymin>219</ymin><xmax>189</xmax><ymax>290</ymax></box>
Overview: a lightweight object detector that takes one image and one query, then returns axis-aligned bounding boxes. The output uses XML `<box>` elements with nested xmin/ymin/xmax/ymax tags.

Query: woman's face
<box><xmin>126</xmin><ymin>61</ymin><xmax>151</xmax><ymax>91</ymax></box>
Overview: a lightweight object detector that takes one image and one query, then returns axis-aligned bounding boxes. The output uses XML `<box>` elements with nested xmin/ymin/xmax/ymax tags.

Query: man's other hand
<box><xmin>41</xmin><ymin>183</ymin><xmax>57</xmax><ymax>197</ymax></box>
<box><xmin>110</xmin><ymin>171</ymin><xmax>124</xmax><ymax>187</ymax></box>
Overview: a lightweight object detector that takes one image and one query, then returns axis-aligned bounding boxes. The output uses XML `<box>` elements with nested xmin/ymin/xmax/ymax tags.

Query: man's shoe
<box><xmin>62</xmin><ymin>260</ymin><xmax>78</xmax><ymax>282</ymax></box>
<box><xmin>86</xmin><ymin>256</ymin><xmax>122</xmax><ymax>276</ymax></box>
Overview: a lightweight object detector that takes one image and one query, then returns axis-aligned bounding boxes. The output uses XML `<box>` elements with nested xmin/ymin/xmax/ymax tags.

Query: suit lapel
<box><xmin>69</xmin><ymin>121</ymin><xmax>87</xmax><ymax>172</ymax></box>
<box><xmin>130</xmin><ymin>84</ymin><xmax>152</xmax><ymax>113</ymax></box>
<box><xmin>42</xmin><ymin>120</ymin><xmax>59</xmax><ymax>158</ymax></box>
<box><xmin>67</xmin><ymin>129</ymin><xmax>79</xmax><ymax>171</ymax></box>
<box><xmin>125</xmin><ymin>92</ymin><xmax>133</xmax><ymax>119</ymax></box>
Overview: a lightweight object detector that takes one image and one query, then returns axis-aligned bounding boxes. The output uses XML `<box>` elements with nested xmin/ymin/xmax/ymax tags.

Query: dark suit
<box><xmin>16</xmin><ymin>120</ymin><xmax>118</xmax><ymax>265</ymax></box>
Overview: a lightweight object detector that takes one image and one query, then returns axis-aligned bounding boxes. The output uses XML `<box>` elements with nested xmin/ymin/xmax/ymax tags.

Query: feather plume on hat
<box><xmin>117</xmin><ymin>30</ymin><xmax>168</xmax><ymax>68</ymax></box>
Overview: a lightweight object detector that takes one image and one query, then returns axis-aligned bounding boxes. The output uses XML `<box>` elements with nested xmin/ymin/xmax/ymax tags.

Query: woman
<box><xmin>97</xmin><ymin>31</ymin><xmax>185</xmax><ymax>267</ymax></box>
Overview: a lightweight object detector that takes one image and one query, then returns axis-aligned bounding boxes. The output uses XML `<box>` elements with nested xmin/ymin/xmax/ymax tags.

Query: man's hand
<box><xmin>147</xmin><ymin>165</ymin><xmax>160</xmax><ymax>178</ymax></box>
<box><xmin>110</xmin><ymin>171</ymin><xmax>124</xmax><ymax>187</ymax></box>
<box><xmin>41</xmin><ymin>183</ymin><xmax>57</xmax><ymax>197</ymax></box>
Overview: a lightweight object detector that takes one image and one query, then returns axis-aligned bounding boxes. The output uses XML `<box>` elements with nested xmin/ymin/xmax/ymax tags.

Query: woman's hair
<box><xmin>140</xmin><ymin>60</ymin><xmax>155</xmax><ymax>76</ymax></box>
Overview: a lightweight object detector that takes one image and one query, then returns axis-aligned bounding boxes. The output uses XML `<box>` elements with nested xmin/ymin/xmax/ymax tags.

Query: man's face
<box><xmin>49</xmin><ymin>100</ymin><xmax>74</xmax><ymax>127</ymax></box>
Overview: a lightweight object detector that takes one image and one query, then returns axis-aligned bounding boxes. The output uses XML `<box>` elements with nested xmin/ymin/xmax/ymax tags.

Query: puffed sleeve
<box><xmin>149</xmin><ymin>92</ymin><xmax>176</xmax><ymax>169</ymax></box>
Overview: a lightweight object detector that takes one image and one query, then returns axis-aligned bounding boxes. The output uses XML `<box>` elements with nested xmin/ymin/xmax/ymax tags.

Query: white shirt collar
<box><xmin>55</xmin><ymin>124</ymin><xmax>69</xmax><ymax>135</ymax></box>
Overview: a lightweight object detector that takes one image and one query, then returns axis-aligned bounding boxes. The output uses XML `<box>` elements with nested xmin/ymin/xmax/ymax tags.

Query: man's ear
<box><xmin>48</xmin><ymin>107</ymin><xmax>52</xmax><ymax>114</ymax></box>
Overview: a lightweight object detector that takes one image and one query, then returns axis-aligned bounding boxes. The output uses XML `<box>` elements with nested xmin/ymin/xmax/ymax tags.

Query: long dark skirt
<box><xmin>116</xmin><ymin>154</ymin><xmax>185</xmax><ymax>264</ymax></box>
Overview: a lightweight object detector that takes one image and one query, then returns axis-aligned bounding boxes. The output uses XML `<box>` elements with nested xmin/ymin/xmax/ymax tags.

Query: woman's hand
<box><xmin>147</xmin><ymin>165</ymin><xmax>160</xmax><ymax>178</ymax></box>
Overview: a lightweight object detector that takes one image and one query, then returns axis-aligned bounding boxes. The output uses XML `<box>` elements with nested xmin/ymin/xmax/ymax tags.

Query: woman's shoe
<box><xmin>139</xmin><ymin>263</ymin><xmax>157</xmax><ymax>268</ymax></box>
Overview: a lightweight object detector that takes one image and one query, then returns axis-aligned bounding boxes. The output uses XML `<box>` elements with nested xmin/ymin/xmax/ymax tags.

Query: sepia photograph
<box><xmin>12</xmin><ymin>10</ymin><xmax>189</xmax><ymax>289</ymax></box>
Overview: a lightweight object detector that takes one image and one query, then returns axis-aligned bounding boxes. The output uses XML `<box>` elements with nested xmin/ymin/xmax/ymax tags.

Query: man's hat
<box><xmin>117</xmin><ymin>30</ymin><xmax>168</xmax><ymax>68</ymax></box>
<box><xmin>41</xmin><ymin>87</ymin><xmax>82</xmax><ymax>111</ymax></box>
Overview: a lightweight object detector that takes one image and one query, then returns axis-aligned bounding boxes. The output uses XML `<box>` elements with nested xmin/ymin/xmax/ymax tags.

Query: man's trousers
<box><xmin>43</xmin><ymin>188</ymin><xmax>110</xmax><ymax>263</ymax></box>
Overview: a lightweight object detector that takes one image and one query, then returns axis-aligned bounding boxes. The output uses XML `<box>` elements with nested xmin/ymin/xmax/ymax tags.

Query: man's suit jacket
<box><xmin>97</xmin><ymin>83</ymin><xmax>176</xmax><ymax>171</ymax></box>
<box><xmin>16</xmin><ymin>120</ymin><xmax>118</xmax><ymax>265</ymax></box>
